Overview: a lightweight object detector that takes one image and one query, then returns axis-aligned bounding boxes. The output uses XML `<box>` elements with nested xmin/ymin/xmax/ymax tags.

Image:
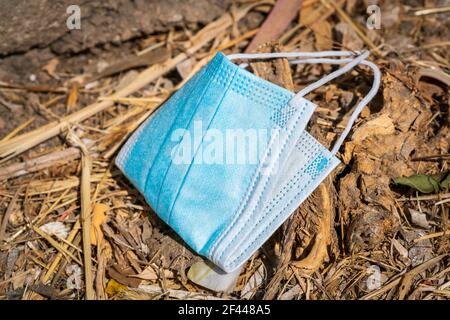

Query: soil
<box><xmin>0</xmin><ymin>0</ymin><xmax>448</xmax><ymax>301</ymax></box>
<box><xmin>0</xmin><ymin>0</ymin><xmax>231</xmax><ymax>81</ymax></box>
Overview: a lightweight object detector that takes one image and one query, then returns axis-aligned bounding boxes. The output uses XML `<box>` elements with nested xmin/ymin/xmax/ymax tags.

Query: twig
<box><xmin>362</xmin><ymin>254</ymin><xmax>447</xmax><ymax>300</ymax></box>
<box><xmin>41</xmin><ymin>220</ymin><xmax>81</xmax><ymax>284</ymax></box>
<box><xmin>32</xmin><ymin>225</ymin><xmax>82</xmax><ymax>265</ymax></box>
<box><xmin>67</xmin><ymin>131</ymin><xmax>95</xmax><ymax>300</ymax></box>
<box><xmin>0</xmin><ymin>117</ymin><xmax>35</xmax><ymax>143</ymax></box>
<box><xmin>95</xmin><ymin>241</ymin><xmax>108</xmax><ymax>300</ymax></box>
<box><xmin>0</xmin><ymin>2</ymin><xmax>263</xmax><ymax>162</ymax></box>
<box><xmin>0</xmin><ymin>146</ymin><xmax>86</xmax><ymax>181</ymax></box>
<box><xmin>398</xmin><ymin>254</ymin><xmax>447</xmax><ymax>300</ymax></box>
<box><xmin>321</xmin><ymin>0</ymin><xmax>382</xmax><ymax>56</ymax></box>
<box><xmin>0</xmin><ymin>187</ymin><xmax>21</xmax><ymax>241</ymax></box>
<box><xmin>413</xmin><ymin>6</ymin><xmax>450</xmax><ymax>16</ymax></box>
<box><xmin>0</xmin><ymin>270</ymin><xmax>32</xmax><ymax>286</ymax></box>
<box><xmin>5</xmin><ymin>188</ymin><xmax>72</xmax><ymax>244</ymax></box>
<box><xmin>411</xmin><ymin>154</ymin><xmax>450</xmax><ymax>161</ymax></box>
<box><xmin>423</xmin><ymin>41</ymin><xmax>450</xmax><ymax>49</ymax></box>
<box><xmin>245</xmin><ymin>0</ymin><xmax>302</xmax><ymax>52</ymax></box>
<box><xmin>285</xmin><ymin>0</ymin><xmax>346</xmax><ymax>48</ymax></box>
<box><xmin>0</xmin><ymin>81</ymin><xmax>66</xmax><ymax>93</ymax></box>
<box><xmin>0</xmin><ymin>55</ymin><xmax>185</xmax><ymax>162</ymax></box>
<box><xmin>133</xmin><ymin>284</ymin><xmax>227</xmax><ymax>300</ymax></box>
<box><xmin>215</xmin><ymin>28</ymin><xmax>260</xmax><ymax>52</ymax></box>
<box><xmin>397</xmin><ymin>193</ymin><xmax>450</xmax><ymax>202</ymax></box>
<box><xmin>414</xmin><ymin>230</ymin><xmax>450</xmax><ymax>243</ymax></box>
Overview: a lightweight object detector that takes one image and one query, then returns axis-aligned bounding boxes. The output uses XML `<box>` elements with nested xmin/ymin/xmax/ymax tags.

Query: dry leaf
<box><xmin>312</xmin><ymin>20</ymin><xmax>333</xmax><ymax>51</ymax></box>
<box><xmin>335</xmin><ymin>22</ymin><xmax>364</xmax><ymax>51</ymax></box>
<box><xmin>392</xmin><ymin>238</ymin><xmax>409</xmax><ymax>262</ymax></box>
<box><xmin>90</xmin><ymin>203</ymin><xmax>109</xmax><ymax>246</ymax></box>
<box><xmin>67</xmin><ymin>83</ymin><xmax>79</xmax><ymax>111</ymax></box>
<box><xmin>131</xmin><ymin>265</ymin><xmax>158</xmax><ymax>281</ymax></box>
<box><xmin>401</xmin><ymin>230</ymin><xmax>434</xmax><ymax>267</ymax></box>
<box><xmin>39</xmin><ymin>221</ymin><xmax>69</xmax><ymax>239</ymax></box>
<box><xmin>105</xmin><ymin>279</ymin><xmax>129</xmax><ymax>298</ymax></box>
<box><xmin>12</xmin><ymin>272</ymin><xmax>27</xmax><ymax>290</ymax></box>
<box><xmin>241</xmin><ymin>264</ymin><xmax>266</xmax><ymax>299</ymax></box>
<box><xmin>362</xmin><ymin>265</ymin><xmax>387</xmax><ymax>292</ymax></box>
<box><xmin>408</xmin><ymin>209</ymin><xmax>430</xmax><ymax>229</ymax></box>
<box><xmin>107</xmin><ymin>265</ymin><xmax>141</xmax><ymax>288</ymax></box>
<box><xmin>299</xmin><ymin>2</ymin><xmax>325</xmax><ymax>27</ymax></box>
<box><xmin>66</xmin><ymin>264</ymin><xmax>83</xmax><ymax>290</ymax></box>
<box><xmin>42</xmin><ymin>58</ymin><xmax>59</xmax><ymax>78</ymax></box>
<box><xmin>130</xmin><ymin>264</ymin><xmax>174</xmax><ymax>281</ymax></box>
<box><xmin>417</xmin><ymin>67</ymin><xmax>450</xmax><ymax>87</ymax></box>
<box><xmin>279</xmin><ymin>285</ymin><xmax>303</xmax><ymax>300</ymax></box>
<box><xmin>351</xmin><ymin>113</ymin><xmax>395</xmax><ymax>144</ymax></box>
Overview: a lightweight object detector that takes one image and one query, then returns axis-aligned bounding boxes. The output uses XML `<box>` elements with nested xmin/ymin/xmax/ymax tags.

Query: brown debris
<box><xmin>0</xmin><ymin>0</ymin><xmax>449</xmax><ymax>300</ymax></box>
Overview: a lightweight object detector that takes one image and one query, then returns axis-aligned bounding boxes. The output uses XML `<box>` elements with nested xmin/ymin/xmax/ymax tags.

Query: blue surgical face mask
<box><xmin>116</xmin><ymin>50</ymin><xmax>381</xmax><ymax>272</ymax></box>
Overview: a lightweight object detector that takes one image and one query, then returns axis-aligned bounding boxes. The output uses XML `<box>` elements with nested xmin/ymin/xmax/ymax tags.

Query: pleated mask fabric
<box><xmin>116</xmin><ymin>50</ymin><xmax>381</xmax><ymax>272</ymax></box>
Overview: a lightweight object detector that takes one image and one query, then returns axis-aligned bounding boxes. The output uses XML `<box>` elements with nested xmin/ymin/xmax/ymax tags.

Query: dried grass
<box><xmin>0</xmin><ymin>0</ymin><xmax>448</xmax><ymax>300</ymax></box>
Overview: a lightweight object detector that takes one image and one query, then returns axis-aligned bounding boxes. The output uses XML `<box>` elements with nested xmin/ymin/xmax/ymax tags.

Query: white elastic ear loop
<box><xmin>288</xmin><ymin>54</ymin><xmax>381</xmax><ymax>154</ymax></box>
<box><xmin>228</xmin><ymin>51</ymin><xmax>359</xmax><ymax>68</ymax></box>
<box><xmin>330</xmin><ymin>59</ymin><xmax>380</xmax><ymax>154</ymax></box>
<box><xmin>291</xmin><ymin>51</ymin><xmax>370</xmax><ymax>102</ymax></box>
<box><xmin>226</xmin><ymin>50</ymin><xmax>381</xmax><ymax>155</ymax></box>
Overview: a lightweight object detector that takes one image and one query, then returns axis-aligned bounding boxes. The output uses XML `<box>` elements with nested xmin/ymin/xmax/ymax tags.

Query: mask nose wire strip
<box><xmin>225</xmin><ymin>51</ymin><xmax>381</xmax><ymax>156</ymax></box>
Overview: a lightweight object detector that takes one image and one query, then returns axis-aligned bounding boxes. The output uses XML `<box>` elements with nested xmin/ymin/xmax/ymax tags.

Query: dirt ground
<box><xmin>0</xmin><ymin>0</ymin><xmax>448</xmax><ymax>300</ymax></box>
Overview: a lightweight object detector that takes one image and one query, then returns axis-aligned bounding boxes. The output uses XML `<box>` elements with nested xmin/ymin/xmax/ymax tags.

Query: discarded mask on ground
<box><xmin>116</xmin><ymin>50</ymin><xmax>381</xmax><ymax>272</ymax></box>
